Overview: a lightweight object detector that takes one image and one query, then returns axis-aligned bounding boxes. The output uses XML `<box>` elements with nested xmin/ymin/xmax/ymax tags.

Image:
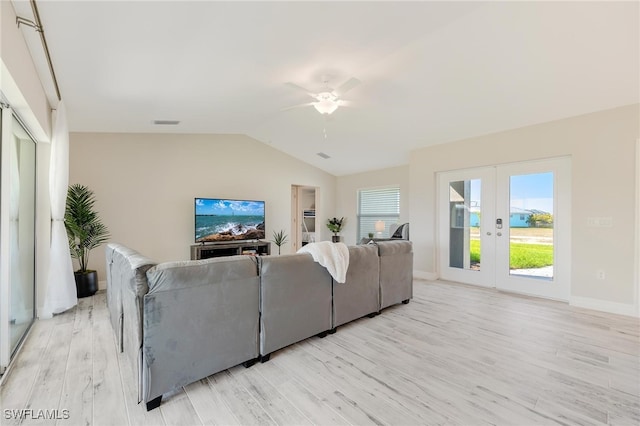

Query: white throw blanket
<box><xmin>298</xmin><ymin>241</ymin><xmax>349</xmax><ymax>283</ymax></box>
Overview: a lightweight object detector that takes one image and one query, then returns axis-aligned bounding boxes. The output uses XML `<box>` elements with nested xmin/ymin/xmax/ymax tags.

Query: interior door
<box><xmin>438</xmin><ymin>158</ymin><xmax>570</xmax><ymax>301</ymax></box>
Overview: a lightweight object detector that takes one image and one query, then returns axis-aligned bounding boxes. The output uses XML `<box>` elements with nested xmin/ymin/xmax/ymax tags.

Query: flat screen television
<box><xmin>195</xmin><ymin>198</ymin><xmax>265</xmax><ymax>243</ymax></box>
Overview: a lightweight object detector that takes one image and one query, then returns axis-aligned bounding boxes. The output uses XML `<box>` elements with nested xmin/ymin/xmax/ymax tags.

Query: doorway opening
<box><xmin>291</xmin><ymin>185</ymin><xmax>319</xmax><ymax>252</ymax></box>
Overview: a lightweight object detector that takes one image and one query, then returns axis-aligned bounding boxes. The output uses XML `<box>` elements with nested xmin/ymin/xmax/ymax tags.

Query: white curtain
<box><xmin>42</xmin><ymin>101</ymin><xmax>76</xmax><ymax>318</ymax></box>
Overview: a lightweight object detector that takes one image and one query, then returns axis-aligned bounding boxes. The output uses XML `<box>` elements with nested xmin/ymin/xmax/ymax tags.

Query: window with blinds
<box><xmin>357</xmin><ymin>187</ymin><xmax>400</xmax><ymax>240</ymax></box>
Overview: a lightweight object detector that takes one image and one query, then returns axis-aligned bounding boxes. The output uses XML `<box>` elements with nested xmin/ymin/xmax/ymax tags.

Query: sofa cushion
<box><xmin>377</xmin><ymin>239</ymin><xmax>412</xmax><ymax>256</ymax></box>
<box><xmin>259</xmin><ymin>253</ymin><xmax>332</xmax><ymax>356</ymax></box>
<box><xmin>377</xmin><ymin>241</ymin><xmax>413</xmax><ymax>309</ymax></box>
<box><xmin>146</xmin><ymin>255</ymin><xmax>259</xmax><ymax>293</ymax></box>
<box><xmin>332</xmin><ymin>244</ymin><xmax>380</xmax><ymax>327</ymax></box>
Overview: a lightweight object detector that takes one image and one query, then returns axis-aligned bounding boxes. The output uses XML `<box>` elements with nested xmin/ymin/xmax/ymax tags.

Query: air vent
<box><xmin>153</xmin><ymin>119</ymin><xmax>180</xmax><ymax>125</ymax></box>
<box><xmin>316</xmin><ymin>152</ymin><xmax>331</xmax><ymax>159</ymax></box>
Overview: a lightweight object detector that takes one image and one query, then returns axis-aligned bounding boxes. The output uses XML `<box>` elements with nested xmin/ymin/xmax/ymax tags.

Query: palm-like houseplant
<box><xmin>65</xmin><ymin>184</ymin><xmax>110</xmax><ymax>297</ymax></box>
<box><xmin>271</xmin><ymin>229</ymin><xmax>288</xmax><ymax>255</ymax></box>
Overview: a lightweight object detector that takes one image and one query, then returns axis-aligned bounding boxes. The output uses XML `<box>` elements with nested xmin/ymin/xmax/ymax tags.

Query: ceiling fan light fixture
<box><xmin>313</xmin><ymin>92</ymin><xmax>339</xmax><ymax>115</ymax></box>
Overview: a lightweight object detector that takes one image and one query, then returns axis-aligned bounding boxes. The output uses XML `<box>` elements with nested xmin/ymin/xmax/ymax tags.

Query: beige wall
<box><xmin>410</xmin><ymin>104</ymin><xmax>639</xmax><ymax>313</ymax></box>
<box><xmin>71</xmin><ymin>106</ymin><xmax>638</xmax><ymax>315</ymax></box>
<box><xmin>69</xmin><ymin>132</ymin><xmax>337</xmax><ymax>284</ymax></box>
<box><xmin>336</xmin><ymin>165</ymin><xmax>410</xmax><ymax>245</ymax></box>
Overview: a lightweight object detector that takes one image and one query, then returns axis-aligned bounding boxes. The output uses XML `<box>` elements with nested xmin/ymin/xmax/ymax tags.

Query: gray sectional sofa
<box><xmin>105</xmin><ymin>240</ymin><xmax>412</xmax><ymax>411</ymax></box>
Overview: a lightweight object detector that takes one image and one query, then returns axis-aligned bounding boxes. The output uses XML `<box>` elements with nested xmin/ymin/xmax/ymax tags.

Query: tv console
<box><xmin>191</xmin><ymin>241</ymin><xmax>271</xmax><ymax>260</ymax></box>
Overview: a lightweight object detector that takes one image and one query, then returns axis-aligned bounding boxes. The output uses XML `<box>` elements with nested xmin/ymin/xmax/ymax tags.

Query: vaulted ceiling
<box><xmin>12</xmin><ymin>1</ymin><xmax>639</xmax><ymax>176</ymax></box>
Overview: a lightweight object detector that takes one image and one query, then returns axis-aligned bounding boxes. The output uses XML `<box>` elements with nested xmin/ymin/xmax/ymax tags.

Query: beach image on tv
<box><xmin>195</xmin><ymin>198</ymin><xmax>265</xmax><ymax>242</ymax></box>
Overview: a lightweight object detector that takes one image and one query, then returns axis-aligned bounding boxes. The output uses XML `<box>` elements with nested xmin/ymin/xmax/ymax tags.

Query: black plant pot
<box><xmin>332</xmin><ymin>235</ymin><xmax>341</xmax><ymax>243</ymax></box>
<box><xmin>75</xmin><ymin>270</ymin><xmax>98</xmax><ymax>298</ymax></box>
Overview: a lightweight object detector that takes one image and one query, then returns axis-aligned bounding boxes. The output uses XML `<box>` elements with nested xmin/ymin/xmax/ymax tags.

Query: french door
<box><xmin>438</xmin><ymin>158</ymin><xmax>571</xmax><ymax>300</ymax></box>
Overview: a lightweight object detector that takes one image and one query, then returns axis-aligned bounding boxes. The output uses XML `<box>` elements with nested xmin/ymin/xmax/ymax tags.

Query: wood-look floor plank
<box><xmin>115</xmin><ymin>343</ymin><xmax>165</xmax><ymax>426</ymax></box>
<box><xmin>207</xmin><ymin>369</ymin><xmax>276</xmax><ymax>426</ymax></box>
<box><xmin>229</xmin><ymin>365</ymin><xmax>313</xmax><ymax>426</ymax></box>
<box><xmin>270</xmin><ymin>344</ymin><xmax>385</xmax><ymax>426</ymax></box>
<box><xmin>91</xmin><ymin>292</ymin><xmax>129</xmax><ymax>426</ymax></box>
<box><xmin>304</xmin><ymin>337</ymin><xmax>457</xmax><ymax>425</ymax></box>
<box><xmin>158</xmin><ymin>389</ymin><xmax>202</xmax><ymax>426</ymax></box>
<box><xmin>184</xmin><ymin>378</ymin><xmax>241</xmax><ymax>426</ymax></box>
<box><xmin>57</xmin><ymin>296</ymin><xmax>94</xmax><ymax>426</ymax></box>
<box><xmin>22</xmin><ymin>305</ymin><xmax>75</xmax><ymax>426</ymax></box>
<box><xmin>0</xmin><ymin>317</ymin><xmax>55</xmax><ymax>425</ymax></box>
<box><xmin>255</xmin><ymin>360</ymin><xmax>352</xmax><ymax>426</ymax></box>
<box><xmin>1</xmin><ymin>281</ymin><xmax>638</xmax><ymax>426</ymax></box>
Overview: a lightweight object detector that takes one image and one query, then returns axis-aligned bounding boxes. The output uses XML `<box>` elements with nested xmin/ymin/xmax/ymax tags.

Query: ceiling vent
<box><xmin>153</xmin><ymin>119</ymin><xmax>180</xmax><ymax>125</ymax></box>
<box><xmin>316</xmin><ymin>152</ymin><xmax>331</xmax><ymax>159</ymax></box>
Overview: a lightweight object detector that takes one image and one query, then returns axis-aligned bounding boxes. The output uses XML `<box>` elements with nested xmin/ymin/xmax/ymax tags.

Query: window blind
<box><xmin>357</xmin><ymin>187</ymin><xmax>400</xmax><ymax>240</ymax></box>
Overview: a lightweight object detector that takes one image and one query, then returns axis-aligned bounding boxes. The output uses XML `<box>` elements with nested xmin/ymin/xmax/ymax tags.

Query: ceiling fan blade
<box><xmin>285</xmin><ymin>82</ymin><xmax>318</xmax><ymax>98</ymax></box>
<box><xmin>332</xmin><ymin>77</ymin><xmax>361</xmax><ymax>97</ymax></box>
<box><xmin>337</xmin><ymin>100</ymin><xmax>353</xmax><ymax>107</ymax></box>
<box><xmin>281</xmin><ymin>102</ymin><xmax>316</xmax><ymax>112</ymax></box>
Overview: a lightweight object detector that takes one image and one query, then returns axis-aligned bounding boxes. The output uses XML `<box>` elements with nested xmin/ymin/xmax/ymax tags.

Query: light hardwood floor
<box><xmin>1</xmin><ymin>279</ymin><xmax>639</xmax><ymax>426</ymax></box>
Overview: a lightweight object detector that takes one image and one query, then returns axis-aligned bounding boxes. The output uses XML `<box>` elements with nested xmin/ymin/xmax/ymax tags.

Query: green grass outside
<box><xmin>469</xmin><ymin>240</ymin><xmax>553</xmax><ymax>269</ymax></box>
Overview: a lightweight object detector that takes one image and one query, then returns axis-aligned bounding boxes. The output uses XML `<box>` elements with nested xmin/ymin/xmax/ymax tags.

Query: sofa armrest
<box><xmin>106</xmin><ymin>243</ymin><xmax>155</xmax><ymax>352</ymax></box>
<box><xmin>106</xmin><ymin>243</ymin><xmax>156</xmax><ymax>402</ymax></box>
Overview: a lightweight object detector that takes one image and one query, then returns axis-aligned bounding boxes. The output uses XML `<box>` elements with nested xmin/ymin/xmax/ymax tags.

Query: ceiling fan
<box><xmin>284</xmin><ymin>77</ymin><xmax>361</xmax><ymax>115</ymax></box>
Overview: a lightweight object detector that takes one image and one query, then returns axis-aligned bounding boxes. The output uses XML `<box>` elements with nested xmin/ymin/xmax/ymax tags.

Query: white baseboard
<box><xmin>414</xmin><ymin>270</ymin><xmax>438</xmax><ymax>281</ymax></box>
<box><xmin>570</xmin><ymin>296</ymin><xmax>638</xmax><ymax>318</ymax></box>
<box><xmin>99</xmin><ymin>280</ymin><xmax>107</xmax><ymax>291</ymax></box>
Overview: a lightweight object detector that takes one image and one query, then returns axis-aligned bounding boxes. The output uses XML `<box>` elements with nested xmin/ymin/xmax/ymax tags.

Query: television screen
<box><xmin>195</xmin><ymin>198</ymin><xmax>265</xmax><ymax>243</ymax></box>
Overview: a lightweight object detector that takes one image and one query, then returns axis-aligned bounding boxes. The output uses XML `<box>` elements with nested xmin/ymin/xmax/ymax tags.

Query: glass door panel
<box><xmin>0</xmin><ymin>109</ymin><xmax>36</xmax><ymax>373</ymax></box>
<box><xmin>11</xmin><ymin>119</ymin><xmax>36</xmax><ymax>353</ymax></box>
<box><xmin>495</xmin><ymin>158</ymin><xmax>570</xmax><ymax>300</ymax></box>
<box><xmin>439</xmin><ymin>167</ymin><xmax>495</xmax><ymax>287</ymax></box>
<box><xmin>508</xmin><ymin>172</ymin><xmax>554</xmax><ymax>279</ymax></box>
<box><xmin>448</xmin><ymin>179</ymin><xmax>481</xmax><ymax>271</ymax></box>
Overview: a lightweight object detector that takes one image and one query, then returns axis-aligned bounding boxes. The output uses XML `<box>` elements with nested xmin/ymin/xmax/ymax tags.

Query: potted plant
<box><xmin>65</xmin><ymin>184</ymin><xmax>110</xmax><ymax>298</ymax></box>
<box><xmin>271</xmin><ymin>229</ymin><xmax>288</xmax><ymax>255</ymax></box>
<box><xmin>326</xmin><ymin>217</ymin><xmax>345</xmax><ymax>243</ymax></box>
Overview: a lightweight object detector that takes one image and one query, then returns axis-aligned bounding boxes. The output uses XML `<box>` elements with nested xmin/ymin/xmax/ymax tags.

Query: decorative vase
<box><xmin>75</xmin><ymin>270</ymin><xmax>98</xmax><ymax>298</ymax></box>
<box><xmin>332</xmin><ymin>235</ymin><xmax>341</xmax><ymax>243</ymax></box>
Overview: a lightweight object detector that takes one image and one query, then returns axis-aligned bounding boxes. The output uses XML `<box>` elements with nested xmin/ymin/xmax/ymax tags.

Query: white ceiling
<box><xmin>12</xmin><ymin>1</ymin><xmax>640</xmax><ymax>176</ymax></box>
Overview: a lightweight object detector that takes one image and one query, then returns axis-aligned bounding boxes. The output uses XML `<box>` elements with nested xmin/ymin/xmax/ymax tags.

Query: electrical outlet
<box><xmin>597</xmin><ymin>269</ymin><xmax>606</xmax><ymax>280</ymax></box>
